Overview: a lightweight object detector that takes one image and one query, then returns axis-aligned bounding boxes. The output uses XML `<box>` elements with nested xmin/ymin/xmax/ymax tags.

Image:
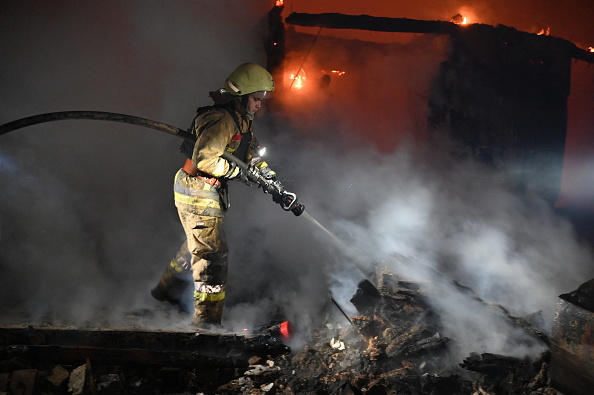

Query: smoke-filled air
<box><xmin>1</xmin><ymin>0</ymin><xmax>593</xmax><ymax>365</ymax></box>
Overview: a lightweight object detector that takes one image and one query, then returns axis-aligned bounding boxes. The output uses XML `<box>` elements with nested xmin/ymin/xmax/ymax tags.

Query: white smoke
<box><xmin>1</xmin><ymin>1</ymin><xmax>593</xmax><ymax>366</ymax></box>
<box><xmin>271</xmin><ymin>138</ymin><xmax>593</xmax><ymax>359</ymax></box>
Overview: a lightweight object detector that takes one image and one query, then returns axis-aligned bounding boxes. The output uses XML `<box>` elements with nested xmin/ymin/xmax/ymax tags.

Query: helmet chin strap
<box><xmin>240</xmin><ymin>94</ymin><xmax>250</xmax><ymax>108</ymax></box>
<box><xmin>240</xmin><ymin>94</ymin><xmax>255</xmax><ymax>116</ymax></box>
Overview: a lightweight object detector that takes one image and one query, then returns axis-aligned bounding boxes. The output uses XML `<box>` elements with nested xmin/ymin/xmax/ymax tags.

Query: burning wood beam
<box><xmin>284</xmin><ymin>12</ymin><xmax>594</xmax><ymax>63</ymax></box>
<box><xmin>285</xmin><ymin>12</ymin><xmax>458</xmax><ymax>34</ymax></box>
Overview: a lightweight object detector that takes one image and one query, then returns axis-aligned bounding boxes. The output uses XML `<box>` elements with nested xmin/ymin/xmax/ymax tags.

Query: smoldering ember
<box><xmin>2</xmin><ymin>2</ymin><xmax>594</xmax><ymax>395</ymax></box>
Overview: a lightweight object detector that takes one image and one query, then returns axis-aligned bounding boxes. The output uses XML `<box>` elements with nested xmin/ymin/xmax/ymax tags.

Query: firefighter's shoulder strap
<box><xmin>179</xmin><ymin>102</ymin><xmax>241</xmax><ymax>159</ymax></box>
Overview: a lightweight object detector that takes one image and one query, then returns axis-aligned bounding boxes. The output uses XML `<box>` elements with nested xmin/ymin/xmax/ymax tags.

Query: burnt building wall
<box><xmin>275</xmin><ymin>11</ymin><xmax>583</xmax><ymax>205</ymax></box>
<box><xmin>428</xmin><ymin>24</ymin><xmax>573</xmax><ymax>204</ymax></box>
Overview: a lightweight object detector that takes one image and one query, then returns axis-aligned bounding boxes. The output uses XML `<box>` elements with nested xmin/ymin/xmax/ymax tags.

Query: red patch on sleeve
<box><xmin>232</xmin><ymin>135</ymin><xmax>242</xmax><ymax>140</ymax></box>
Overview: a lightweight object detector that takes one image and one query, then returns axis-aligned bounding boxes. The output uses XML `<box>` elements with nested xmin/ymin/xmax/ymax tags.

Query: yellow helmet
<box><xmin>223</xmin><ymin>63</ymin><xmax>274</xmax><ymax>98</ymax></box>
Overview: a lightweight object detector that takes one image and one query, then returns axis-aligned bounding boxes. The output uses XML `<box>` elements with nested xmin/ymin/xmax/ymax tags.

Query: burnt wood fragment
<box><xmin>549</xmin><ymin>281</ymin><xmax>594</xmax><ymax>395</ymax></box>
<box><xmin>461</xmin><ymin>352</ymin><xmax>523</xmax><ymax>378</ymax></box>
<box><xmin>8</xmin><ymin>369</ymin><xmax>37</xmax><ymax>395</ymax></box>
<box><xmin>350</xmin><ymin>279</ymin><xmax>381</xmax><ymax>316</ymax></box>
<box><xmin>559</xmin><ymin>277</ymin><xmax>594</xmax><ymax>312</ymax></box>
<box><xmin>375</xmin><ymin>294</ymin><xmax>426</xmax><ymax>327</ymax></box>
<box><xmin>461</xmin><ymin>351</ymin><xmax>551</xmax><ymax>394</ymax></box>
<box><xmin>0</xmin><ymin>327</ymin><xmax>289</xmax><ymax>369</ymax></box>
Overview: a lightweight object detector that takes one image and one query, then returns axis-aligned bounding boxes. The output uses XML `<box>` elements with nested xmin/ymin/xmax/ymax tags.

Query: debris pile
<box><xmin>0</xmin><ymin>267</ymin><xmax>573</xmax><ymax>394</ymax></box>
<box><xmin>250</xmin><ymin>267</ymin><xmax>557</xmax><ymax>394</ymax></box>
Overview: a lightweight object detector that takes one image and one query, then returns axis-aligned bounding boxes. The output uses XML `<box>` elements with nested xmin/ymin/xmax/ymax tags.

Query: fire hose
<box><xmin>1</xmin><ymin>112</ymin><xmax>370</xmax><ymax>335</ymax></box>
<box><xmin>0</xmin><ymin>111</ymin><xmax>304</xmax><ymax>216</ymax></box>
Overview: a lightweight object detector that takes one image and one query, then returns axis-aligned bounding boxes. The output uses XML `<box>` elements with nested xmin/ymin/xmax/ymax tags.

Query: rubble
<box><xmin>0</xmin><ymin>267</ymin><xmax>578</xmax><ymax>394</ymax></box>
<box><xmin>259</xmin><ymin>268</ymin><xmax>556</xmax><ymax>394</ymax></box>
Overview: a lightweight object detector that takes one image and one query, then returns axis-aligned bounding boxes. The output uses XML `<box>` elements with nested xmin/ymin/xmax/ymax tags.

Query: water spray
<box><xmin>301</xmin><ymin>210</ymin><xmax>372</xmax><ymax>277</ymax></box>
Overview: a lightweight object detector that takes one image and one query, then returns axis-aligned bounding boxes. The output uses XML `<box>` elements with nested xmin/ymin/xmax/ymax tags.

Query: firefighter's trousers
<box><xmin>157</xmin><ymin>169</ymin><xmax>228</xmax><ymax>326</ymax></box>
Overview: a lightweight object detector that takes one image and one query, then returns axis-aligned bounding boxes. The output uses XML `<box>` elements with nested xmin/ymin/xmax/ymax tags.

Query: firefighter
<box><xmin>151</xmin><ymin>63</ymin><xmax>276</xmax><ymax>327</ymax></box>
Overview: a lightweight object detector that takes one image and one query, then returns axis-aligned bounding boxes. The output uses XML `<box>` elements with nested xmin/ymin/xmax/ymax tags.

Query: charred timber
<box><xmin>0</xmin><ymin>327</ymin><xmax>289</xmax><ymax>368</ymax></box>
<box><xmin>548</xmin><ymin>279</ymin><xmax>594</xmax><ymax>395</ymax></box>
<box><xmin>572</xmin><ymin>46</ymin><xmax>594</xmax><ymax>63</ymax></box>
<box><xmin>285</xmin><ymin>12</ymin><xmax>458</xmax><ymax>34</ymax></box>
<box><xmin>285</xmin><ymin>12</ymin><xmax>594</xmax><ymax>63</ymax></box>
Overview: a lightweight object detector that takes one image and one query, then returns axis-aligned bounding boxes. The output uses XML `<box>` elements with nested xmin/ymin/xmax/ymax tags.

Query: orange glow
<box><xmin>322</xmin><ymin>69</ymin><xmax>346</xmax><ymax>76</ymax></box>
<box><xmin>451</xmin><ymin>14</ymin><xmax>468</xmax><ymax>25</ymax></box>
<box><xmin>451</xmin><ymin>7</ymin><xmax>480</xmax><ymax>26</ymax></box>
<box><xmin>275</xmin><ymin>0</ymin><xmax>283</xmax><ymax>7</ymax></box>
<box><xmin>290</xmin><ymin>73</ymin><xmax>306</xmax><ymax>89</ymax></box>
<box><xmin>588</xmin><ymin>47</ymin><xmax>594</xmax><ymax>52</ymax></box>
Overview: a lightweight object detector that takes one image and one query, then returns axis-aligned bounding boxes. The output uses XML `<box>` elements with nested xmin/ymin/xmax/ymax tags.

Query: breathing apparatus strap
<box><xmin>231</xmin><ymin>126</ymin><xmax>252</xmax><ymax>163</ymax></box>
<box><xmin>179</xmin><ymin>101</ymin><xmax>242</xmax><ymax>160</ymax></box>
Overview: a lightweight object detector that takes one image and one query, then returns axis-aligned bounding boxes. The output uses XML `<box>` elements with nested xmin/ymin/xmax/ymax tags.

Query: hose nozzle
<box><xmin>279</xmin><ymin>192</ymin><xmax>305</xmax><ymax>216</ymax></box>
<box><xmin>291</xmin><ymin>202</ymin><xmax>305</xmax><ymax>216</ymax></box>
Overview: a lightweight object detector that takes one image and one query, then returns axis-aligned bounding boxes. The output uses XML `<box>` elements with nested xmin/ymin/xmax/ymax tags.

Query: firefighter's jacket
<box><xmin>174</xmin><ymin>99</ymin><xmax>269</xmax><ymax>218</ymax></box>
<box><xmin>191</xmin><ymin>99</ymin><xmax>258</xmax><ymax>178</ymax></box>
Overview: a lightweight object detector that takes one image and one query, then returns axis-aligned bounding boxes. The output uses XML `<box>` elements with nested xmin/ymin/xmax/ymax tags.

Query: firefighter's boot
<box><xmin>151</xmin><ymin>273</ymin><xmax>191</xmax><ymax>312</ymax></box>
<box><xmin>151</xmin><ymin>248</ymin><xmax>192</xmax><ymax>313</ymax></box>
<box><xmin>192</xmin><ymin>299</ymin><xmax>224</xmax><ymax>328</ymax></box>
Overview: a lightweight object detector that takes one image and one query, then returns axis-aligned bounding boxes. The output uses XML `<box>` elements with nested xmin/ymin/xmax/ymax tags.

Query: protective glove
<box><xmin>255</xmin><ymin>161</ymin><xmax>276</xmax><ymax>180</ymax></box>
<box><xmin>259</xmin><ymin>165</ymin><xmax>276</xmax><ymax>180</ymax></box>
<box><xmin>224</xmin><ymin>162</ymin><xmax>241</xmax><ymax>179</ymax></box>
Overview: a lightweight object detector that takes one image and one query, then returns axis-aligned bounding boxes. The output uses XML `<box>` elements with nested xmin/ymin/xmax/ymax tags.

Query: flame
<box><xmin>537</xmin><ymin>27</ymin><xmax>550</xmax><ymax>36</ymax></box>
<box><xmin>588</xmin><ymin>47</ymin><xmax>594</xmax><ymax>52</ymax></box>
<box><xmin>287</xmin><ymin>68</ymin><xmax>346</xmax><ymax>92</ymax></box>
<box><xmin>451</xmin><ymin>14</ymin><xmax>468</xmax><ymax>25</ymax></box>
<box><xmin>322</xmin><ymin>69</ymin><xmax>347</xmax><ymax>76</ymax></box>
<box><xmin>275</xmin><ymin>0</ymin><xmax>283</xmax><ymax>7</ymax></box>
<box><xmin>290</xmin><ymin>73</ymin><xmax>305</xmax><ymax>89</ymax></box>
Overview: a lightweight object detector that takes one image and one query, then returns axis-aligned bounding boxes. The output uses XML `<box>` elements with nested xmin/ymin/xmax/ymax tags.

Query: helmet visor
<box><xmin>251</xmin><ymin>91</ymin><xmax>273</xmax><ymax>100</ymax></box>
